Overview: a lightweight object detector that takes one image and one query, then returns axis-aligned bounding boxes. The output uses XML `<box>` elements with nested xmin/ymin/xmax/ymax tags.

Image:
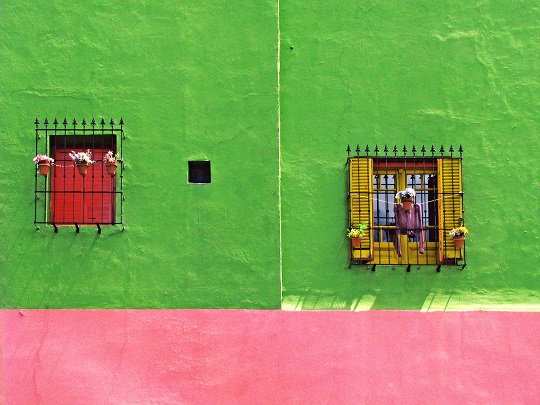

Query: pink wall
<box><xmin>2</xmin><ymin>310</ymin><xmax>539</xmax><ymax>404</ymax></box>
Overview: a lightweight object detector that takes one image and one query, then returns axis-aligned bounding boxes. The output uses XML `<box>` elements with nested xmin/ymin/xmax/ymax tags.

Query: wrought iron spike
<box><xmin>393</xmin><ymin>145</ymin><xmax>398</xmax><ymax>156</ymax></box>
<box><xmin>35</xmin><ymin>118</ymin><xmax>39</xmax><ymax>126</ymax></box>
<box><xmin>91</xmin><ymin>118</ymin><xmax>96</xmax><ymax>127</ymax></box>
<box><xmin>412</xmin><ymin>145</ymin><xmax>417</xmax><ymax>156</ymax></box>
<box><xmin>44</xmin><ymin>118</ymin><xmax>49</xmax><ymax>126</ymax></box>
<box><xmin>346</xmin><ymin>145</ymin><xmax>351</xmax><ymax>156</ymax></box>
<box><xmin>384</xmin><ymin>145</ymin><xmax>389</xmax><ymax>155</ymax></box>
<box><xmin>430</xmin><ymin>145</ymin><xmax>436</xmax><ymax>156</ymax></box>
<box><xmin>53</xmin><ymin>118</ymin><xmax>58</xmax><ymax>126</ymax></box>
<box><xmin>63</xmin><ymin>118</ymin><xmax>68</xmax><ymax>126</ymax></box>
<box><xmin>82</xmin><ymin>118</ymin><xmax>87</xmax><ymax>127</ymax></box>
<box><xmin>110</xmin><ymin>118</ymin><xmax>115</xmax><ymax>126</ymax></box>
<box><xmin>355</xmin><ymin>144</ymin><xmax>361</xmax><ymax>154</ymax></box>
<box><xmin>440</xmin><ymin>145</ymin><xmax>445</xmax><ymax>155</ymax></box>
<box><xmin>72</xmin><ymin>118</ymin><xmax>77</xmax><ymax>126</ymax></box>
<box><xmin>100</xmin><ymin>118</ymin><xmax>106</xmax><ymax>126</ymax></box>
<box><xmin>421</xmin><ymin>145</ymin><xmax>426</xmax><ymax>156</ymax></box>
<box><xmin>119</xmin><ymin>118</ymin><xmax>124</xmax><ymax>126</ymax></box>
<box><xmin>365</xmin><ymin>144</ymin><xmax>370</xmax><ymax>155</ymax></box>
<box><xmin>374</xmin><ymin>145</ymin><xmax>379</xmax><ymax>156</ymax></box>
<box><xmin>459</xmin><ymin>145</ymin><xmax>464</xmax><ymax>155</ymax></box>
<box><xmin>402</xmin><ymin>145</ymin><xmax>407</xmax><ymax>155</ymax></box>
<box><xmin>449</xmin><ymin>145</ymin><xmax>454</xmax><ymax>157</ymax></box>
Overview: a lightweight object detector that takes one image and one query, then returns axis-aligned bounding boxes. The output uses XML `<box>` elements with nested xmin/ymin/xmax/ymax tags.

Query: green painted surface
<box><xmin>1</xmin><ymin>1</ymin><xmax>539</xmax><ymax>309</ymax></box>
<box><xmin>0</xmin><ymin>1</ymin><xmax>281</xmax><ymax>308</ymax></box>
<box><xmin>280</xmin><ymin>1</ymin><xmax>540</xmax><ymax>310</ymax></box>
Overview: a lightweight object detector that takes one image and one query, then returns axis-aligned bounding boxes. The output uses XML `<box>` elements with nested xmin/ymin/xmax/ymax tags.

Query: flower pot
<box><xmin>106</xmin><ymin>161</ymin><xmax>118</xmax><ymax>176</ymax></box>
<box><xmin>401</xmin><ymin>198</ymin><xmax>414</xmax><ymax>211</ymax></box>
<box><xmin>351</xmin><ymin>237</ymin><xmax>362</xmax><ymax>248</ymax></box>
<box><xmin>77</xmin><ymin>163</ymin><xmax>90</xmax><ymax>176</ymax></box>
<box><xmin>38</xmin><ymin>162</ymin><xmax>50</xmax><ymax>176</ymax></box>
<box><xmin>452</xmin><ymin>235</ymin><xmax>466</xmax><ymax>248</ymax></box>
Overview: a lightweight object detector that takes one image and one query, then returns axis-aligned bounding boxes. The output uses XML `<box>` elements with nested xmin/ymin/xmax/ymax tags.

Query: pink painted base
<box><xmin>2</xmin><ymin>310</ymin><xmax>539</xmax><ymax>404</ymax></box>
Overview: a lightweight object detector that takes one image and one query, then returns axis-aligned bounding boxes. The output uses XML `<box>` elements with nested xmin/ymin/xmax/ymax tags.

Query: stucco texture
<box><xmin>3</xmin><ymin>310</ymin><xmax>540</xmax><ymax>404</ymax></box>
<box><xmin>0</xmin><ymin>1</ymin><xmax>539</xmax><ymax>309</ymax></box>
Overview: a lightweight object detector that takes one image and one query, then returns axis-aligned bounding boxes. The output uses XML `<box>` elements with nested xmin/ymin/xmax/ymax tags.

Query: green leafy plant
<box><xmin>347</xmin><ymin>222</ymin><xmax>367</xmax><ymax>238</ymax></box>
<box><xmin>449</xmin><ymin>226</ymin><xmax>469</xmax><ymax>238</ymax></box>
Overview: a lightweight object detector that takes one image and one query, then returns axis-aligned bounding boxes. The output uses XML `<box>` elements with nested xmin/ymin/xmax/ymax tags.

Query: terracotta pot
<box><xmin>38</xmin><ymin>162</ymin><xmax>50</xmax><ymax>176</ymax></box>
<box><xmin>77</xmin><ymin>163</ymin><xmax>90</xmax><ymax>176</ymax></box>
<box><xmin>106</xmin><ymin>161</ymin><xmax>118</xmax><ymax>176</ymax></box>
<box><xmin>401</xmin><ymin>198</ymin><xmax>414</xmax><ymax>211</ymax></box>
<box><xmin>351</xmin><ymin>237</ymin><xmax>362</xmax><ymax>248</ymax></box>
<box><xmin>453</xmin><ymin>235</ymin><xmax>466</xmax><ymax>249</ymax></box>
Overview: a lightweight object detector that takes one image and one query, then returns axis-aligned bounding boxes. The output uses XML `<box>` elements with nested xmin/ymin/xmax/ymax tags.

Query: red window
<box><xmin>50</xmin><ymin>146</ymin><xmax>116</xmax><ymax>225</ymax></box>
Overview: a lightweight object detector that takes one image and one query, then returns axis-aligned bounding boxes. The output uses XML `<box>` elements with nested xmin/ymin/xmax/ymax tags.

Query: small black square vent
<box><xmin>188</xmin><ymin>161</ymin><xmax>211</xmax><ymax>184</ymax></box>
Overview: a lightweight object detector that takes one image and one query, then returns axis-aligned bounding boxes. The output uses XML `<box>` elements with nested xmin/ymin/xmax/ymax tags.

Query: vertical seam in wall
<box><xmin>277</xmin><ymin>0</ymin><xmax>283</xmax><ymax>306</ymax></box>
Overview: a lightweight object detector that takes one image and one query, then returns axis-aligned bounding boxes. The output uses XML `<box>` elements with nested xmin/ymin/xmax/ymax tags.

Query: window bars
<box><xmin>347</xmin><ymin>144</ymin><xmax>465</xmax><ymax>271</ymax></box>
<box><xmin>34</xmin><ymin>118</ymin><xmax>125</xmax><ymax>233</ymax></box>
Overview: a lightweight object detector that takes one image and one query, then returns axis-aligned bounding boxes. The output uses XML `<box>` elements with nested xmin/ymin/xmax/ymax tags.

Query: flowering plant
<box><xmin>449</xmin><ymin>226</ymin><xmax>469</xmax><ymax>238</ymax></box>
<box><xmin>347</xmin><ymin>222</ymin><xmax>367</xmax><ymax>238</ymax></box>
<box><xmin>395</xmin><ymin>188</ymin><xmax>416</xmax><ymax>199</ymax></box>
<box><xmin>33</xmin><ymin>154</ymin><xmax>54</xmax><ymax>164</ymax></box>
<box><xmin>104</xmin><ymin>151</ymin><xmax>120</xmax><ymax>164</ymax></box>
<box><xmin>69</xmin><ymin>150</ymin><xmax>93</xmax><ymax>165</ymax></box>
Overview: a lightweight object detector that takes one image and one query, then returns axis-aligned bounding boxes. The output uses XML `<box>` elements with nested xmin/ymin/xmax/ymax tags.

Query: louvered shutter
<box><xmin>51</xmin><ymin>148</ymin><xmax>115</xmax><ymax>224</ymax></box>
<box><xmin>437</xmin><ymin>158</ymin><xmax>463</xmax><ymax>262</ymax></box>
<box><xmin>348</xmin><ymin>157</ymin><xmax>373</xmax><ymax>260</ymax></box>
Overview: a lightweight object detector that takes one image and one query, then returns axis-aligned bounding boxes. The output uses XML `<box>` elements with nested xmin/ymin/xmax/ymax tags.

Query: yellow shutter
<box><xmin>348</xmin><ymin>157</ymin><xmax>373</xmax><ymax>260</ymax></box>
<box><xmin>437</xmin><ymin>158</ymin><xmax>463</xmax><ymax>261</ymax></box>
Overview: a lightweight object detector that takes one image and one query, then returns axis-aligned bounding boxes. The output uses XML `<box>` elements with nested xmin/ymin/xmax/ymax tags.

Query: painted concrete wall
<box><xmin>279</xmin><ymin>1</ymin><xmax>540</xmax><ymax>310</ymax></box>
<box><xmin>0</xmin><ymin>1</ymin><xmax>281</xmax><ymax>309</ymax></box>
<box><xmin>3</xmin><ymin>310</ymin><xmax>540</xmax><ymax>404</ymax></box>
<box><xmin>2</xmin><ymin>1</ymin><xmax>539</xmax><ymax>311</ymax></box>
<box><xmin>2</xmin><ymin>1</ymin><xmax>540</xmax><ymax>403</ymax></box>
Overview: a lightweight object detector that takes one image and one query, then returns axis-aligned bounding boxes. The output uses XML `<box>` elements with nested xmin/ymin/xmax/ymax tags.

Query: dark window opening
<box><xmin>188</xmin><ymin>161</ymin><xmax>211</xmax><ymax>184</ymax></box>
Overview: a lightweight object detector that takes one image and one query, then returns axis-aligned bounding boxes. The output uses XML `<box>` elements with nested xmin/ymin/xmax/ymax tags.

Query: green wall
<box><xmin>1</xmin><ymin>1</ymin><xmax>539</xmax><ymax>309</ymax></box>
<box><xmin>0</xmin><ymin>1</ymin><xmax>281</xmax><ymax>308</ymax></box>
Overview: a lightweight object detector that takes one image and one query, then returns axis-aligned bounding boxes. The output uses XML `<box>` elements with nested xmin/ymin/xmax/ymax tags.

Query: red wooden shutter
<box><xmin>51</xmin><ymin>148</ymin><xmax>116</xmax><ymax>224</ymax></box>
